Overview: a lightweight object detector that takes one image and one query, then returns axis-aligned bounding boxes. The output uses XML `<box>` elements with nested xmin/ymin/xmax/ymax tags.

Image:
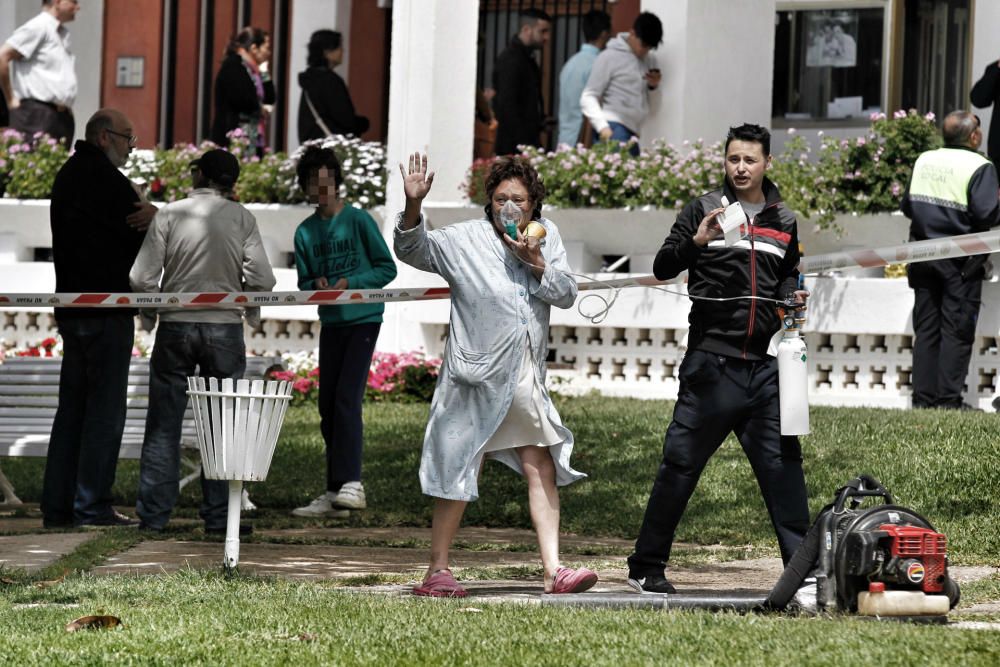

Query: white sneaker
<box><xmin>332</xmin><ymin>482</ymin><xmax>366</xmax><ymax>510</ymax></box>
<box><xmin>291</xmin><ymin>492</ymin><xmax>350</xmax><ymax>518</ymax></box>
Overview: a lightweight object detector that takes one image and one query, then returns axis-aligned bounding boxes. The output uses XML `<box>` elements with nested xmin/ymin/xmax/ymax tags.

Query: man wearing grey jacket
<box><xmin>581</xmin><ymin>12</ymin><xmax>663</xmax><ymax>156</ymax></box>
<box><xmin>129</xmin><ymin>148</ymin><xmax>276</xmax><ymax>534</ymax></box>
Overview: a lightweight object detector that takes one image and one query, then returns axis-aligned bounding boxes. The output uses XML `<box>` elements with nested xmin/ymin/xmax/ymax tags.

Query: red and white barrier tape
<box><xmin>1</xmin><ymin>229</ymin><xmax>996</xmax><ymax>308</ymax></box>
<box><xmin>797</xmin><ymin>228</ymin><xmax>1000</xmax><ymax>275</ymax></box>
<box><xmin>0</xmin><ymin>275</ymin><xmax>666</xmax><ymax>309</ymax></box>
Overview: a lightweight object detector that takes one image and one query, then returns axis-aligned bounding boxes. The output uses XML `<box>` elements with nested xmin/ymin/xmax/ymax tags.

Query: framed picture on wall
<box><xmin>805</xmin><ymin>10</ymin><xmax>859</xmax><ymax>68</ymax></box>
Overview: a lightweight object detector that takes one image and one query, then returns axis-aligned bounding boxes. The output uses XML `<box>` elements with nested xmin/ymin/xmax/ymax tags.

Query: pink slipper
<box><xmin>413</xmin><ymin>569</ymin><xmax>468</xmax><ymax>598</ymax></box>
<box><xmin>549</xmin><ymin>566</ymin><xmax>599</xmax><ymax>594</ymax></box>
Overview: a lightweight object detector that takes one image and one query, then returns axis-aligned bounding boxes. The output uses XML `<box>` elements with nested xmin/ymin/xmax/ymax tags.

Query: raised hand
<box><xmin>398</xmin><ymin>152</ymin><xmax>435</xmax><ymax>202</ymax></box>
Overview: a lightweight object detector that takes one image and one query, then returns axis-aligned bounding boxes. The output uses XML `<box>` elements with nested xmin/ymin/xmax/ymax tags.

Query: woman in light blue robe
<box><xmin>395</xmin><ymin>153</ymin><xmax>598</xmax><ymax>598</ymax></box>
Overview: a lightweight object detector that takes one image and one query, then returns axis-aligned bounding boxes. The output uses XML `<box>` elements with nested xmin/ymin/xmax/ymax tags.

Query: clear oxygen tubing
<box><xmin>502</xmin><ymin>245</ymin><xmax>791</xmax><ymax>324</ymax></box>
<box><xmin>498</xmin><ymin>219</ymin><xmax>799</xmax><ymax>324</ymax></box>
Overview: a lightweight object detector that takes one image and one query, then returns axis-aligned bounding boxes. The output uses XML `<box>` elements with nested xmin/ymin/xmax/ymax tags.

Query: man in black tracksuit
<box><xmin>627</xmin><ymin>123</ymin><xmax>810</xmax><ymax>594</ymax></box>
<box><xmin>902</xmin><ymin>110</ymin><xmax>1000</xmax><ymax>410</ymax></box>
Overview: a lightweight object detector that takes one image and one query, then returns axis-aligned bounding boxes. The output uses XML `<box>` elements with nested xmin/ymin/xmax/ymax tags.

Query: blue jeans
<box><xmin>42</xmin><ymin>314</ymin><xmax>135</xmax><ymax>525</ymax></box>
<box><xmin>319</xmin><ymin>323</ymin><xmax>380</xmax><ymax>491</ymax></box>
<box><xmin>595</xmin><ymin>121</ymin><xmax>640</xmax><ymax>157</ymax></box>
<box><xmin>136</xmin><ymin>321</ymin><xmax>246</xmax><ymax>530</ymax></box>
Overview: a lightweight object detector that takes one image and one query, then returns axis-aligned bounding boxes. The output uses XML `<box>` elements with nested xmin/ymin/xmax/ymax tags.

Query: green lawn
<box><xmin>2</xmin><ymin>399</ymin><xmax>999</xmax><ymax>665</ymax></box>
<box><xmin>1</xmin><ymin>572</ymin><xmax>999</xmax><ymax>666</ymax></box>
<box><xmin>3</xmin><ymin>397</ymin><xmax>999</xmax><ymax>561</ymax></box>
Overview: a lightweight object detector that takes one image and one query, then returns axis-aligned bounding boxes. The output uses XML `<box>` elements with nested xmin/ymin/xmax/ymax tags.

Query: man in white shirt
<box><xmin>0</xmin><ymin>0</ymin><xmax>80</xmax><ymax>144</ymax></box>
<box><xmin>130</xmin><ymin>148</ymin><xmax>276</xmax><ymax>534</ymax></box>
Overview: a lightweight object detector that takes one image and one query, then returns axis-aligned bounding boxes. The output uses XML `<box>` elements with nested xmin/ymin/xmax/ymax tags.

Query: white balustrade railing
<box><xmin>2</xmin><ymin>201</ymin><xmax>997</xmax><ymax>409</ymax></box>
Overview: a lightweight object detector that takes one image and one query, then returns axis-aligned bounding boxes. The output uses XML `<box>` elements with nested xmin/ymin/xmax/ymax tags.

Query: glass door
<box><xmin>899</xmin><ymin>0</ymin><xmax>971</xmax><ymax>120</ymax></box>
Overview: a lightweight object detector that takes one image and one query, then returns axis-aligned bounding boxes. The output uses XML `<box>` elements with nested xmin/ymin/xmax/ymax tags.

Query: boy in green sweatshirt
<box><xmin>291</xmin><ymin>146</ymin><xmax>397</xmax><ymax>517</ymax></box>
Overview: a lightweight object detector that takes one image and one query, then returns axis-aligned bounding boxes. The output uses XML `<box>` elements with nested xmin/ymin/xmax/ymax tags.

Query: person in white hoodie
<box><xmin>580</xmin><ymin>12</ymin><xmax>663</xmax><ymax>156</ymax></box>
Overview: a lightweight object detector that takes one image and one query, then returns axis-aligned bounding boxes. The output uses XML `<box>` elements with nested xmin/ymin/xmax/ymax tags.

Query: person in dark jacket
<box><xmin>42</xmin><ymin>108</ymin><xmax>157</xmax><ymax>529</ymax></box>
<box><xmin>902</xmin><ymin>110</ymin><xmax>1000</xmax><ymax>410</ymax></box>
<box><xmin>297</xmin><ymin>29</ymin><xmax>369</xmax><ymax>143</ymax></box>
<box><xmin>210</xmin><ymin>26</ymin><xmax>275</xmax><ymax>156</ymax></box>
<box><xmin>492</xmin><ymin>8</ymin><xmax>551</xmax><ymax>155</ymax></box>
<box><xmin>626</xmin><ymin>123</ymin><xmax>810</xmax><ymax>594</ymax></box>
<box><xmin>971</xmin><ymin>58</ymin><xmax>1000</xmax><ymax>165</ymax></box>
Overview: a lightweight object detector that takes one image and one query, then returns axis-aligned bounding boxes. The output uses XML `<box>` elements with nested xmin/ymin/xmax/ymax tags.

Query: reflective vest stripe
<box><xmin>907</xmin><ymin>147</ymin><xmax>991</xmax><ymax>210</ymax></box>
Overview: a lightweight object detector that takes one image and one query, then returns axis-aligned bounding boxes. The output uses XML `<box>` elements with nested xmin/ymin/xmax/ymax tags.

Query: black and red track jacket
<box><xmin>653</xmin><ymin>177</ymin><xmax>801</xmax><ymax>360</ymax></box>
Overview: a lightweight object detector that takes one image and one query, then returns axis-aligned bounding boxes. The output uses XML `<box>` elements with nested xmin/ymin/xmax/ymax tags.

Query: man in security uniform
<box><xmin>903</xmin><ymin>111</ymin><xmax>1000</xmax><ymax>410</ymax></box>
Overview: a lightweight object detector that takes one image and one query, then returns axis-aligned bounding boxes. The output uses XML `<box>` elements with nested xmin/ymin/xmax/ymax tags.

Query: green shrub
<box><xmin>771</xmin><ymin>109</ymin><xmax>942</xmax><ymax>228</ymax></box>
<box><xmin>518</xmin><ymin>139</ymin><xmax>724</xmax><ymax>209</ymax></box>
<box><xmin>464</xmin><ymin>110</ymin><xmax>943</xmax><ymax>231</ymax></box>
<box><xmin>3</xmin><ymin>132</ymin><xmax>69</xmax><ymax>199</ymax></box>
<box><xmin>0</xmin><ymin>127</ymin><xmax>387</xmax><ymax>206</ymax></box>
<box><xmin>461</xmin><ymin>157</ymin><xmax>496</xmax><ymax>206</ymax></box>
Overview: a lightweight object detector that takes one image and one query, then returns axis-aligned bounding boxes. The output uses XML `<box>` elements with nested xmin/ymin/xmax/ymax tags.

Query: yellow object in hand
<box><xmin>525</xmin><ymin>221</ymin><xmax>547</xmax><ymax>239</ymax></box>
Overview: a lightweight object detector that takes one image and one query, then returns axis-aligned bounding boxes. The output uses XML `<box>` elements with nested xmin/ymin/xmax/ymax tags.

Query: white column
<box><xmin>971</xmin><ymin>0</ymin><xmax>1000</xmax><ymax>145</ymax></box>
<box><xmin>379</xmin><ymin>0</ymin><xmax>478</xmax><ymax>353</ymax></box>
<box><xmin>640</xmin><ymin>0</ymin><xmax>776</xmax><ymax>146</ymax></box>
<box><xmin>285</xmin><ymin>0</ymin><xmax>353</xmax><ymax>152</ymax></box>
<box><xmin>72</xmin><ymin>0</ymin><xmax>104</xmax><ymax>140</ymax></box>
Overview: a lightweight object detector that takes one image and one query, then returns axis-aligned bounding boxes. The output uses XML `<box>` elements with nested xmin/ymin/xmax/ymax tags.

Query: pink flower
<box><xmin>893</xmin><ymin>110</ymin><xmax>907</xmax><ymax>119</ymax></box>
<box><xmin>293</xmin><ymin>378</ymin><xmax>314</xmax><ymax>394</ymax></box>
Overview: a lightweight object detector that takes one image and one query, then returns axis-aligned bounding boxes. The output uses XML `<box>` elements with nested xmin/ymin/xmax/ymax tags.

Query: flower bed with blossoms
<box><xmin>0</xmin><ymin>335</ymin><xmax>149</xmax><ymax>360</ymax></box>
<box><xmin>0</xmin><ymin>128</ymin><xmax>386</xmax><ymax>207</ymax></box>
<box><xmin>464</xmin><ymin>109</ymin><xmax>941</xmax><ymax>231</ymax></box>
<box><xmin>267</xmin><ymin>349</ymin><xmax>441</xmax><ymax>405</ymax></box>
<box><xmin>768</xmin><ymin>110</ymin><xmax>941</xmax><ymax>229</ymax></box>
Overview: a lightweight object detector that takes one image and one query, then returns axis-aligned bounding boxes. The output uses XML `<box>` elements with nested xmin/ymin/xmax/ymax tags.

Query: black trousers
<box><xmin>42</xmin><ymin>315</ymin><xmax>134</xmax><ymax>525</ymax></box>
<box><xmin>908</xmin><ymin>258</ymin><xmax>982</xmax><ymax>408</ymax></box>
<box><xmin>10</xmin><ymin>99</ymin><xmax>74</xmax><ymax>145</ymax></box>
<box><xmin>627</xmin><ymin>350</ymin><xmax>810</xmax><ymax>577</ymax></box>
<box><xmin>318</xmin><ymin>322</ymin><xmax>380</xmax><ymax>492</ymax></box>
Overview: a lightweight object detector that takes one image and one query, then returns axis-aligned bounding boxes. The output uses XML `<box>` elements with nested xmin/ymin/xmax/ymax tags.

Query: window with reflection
<box><xmin>773</xmin><ymin>7</ymin><xmax>885</xmax><ymax>122</ymax></box>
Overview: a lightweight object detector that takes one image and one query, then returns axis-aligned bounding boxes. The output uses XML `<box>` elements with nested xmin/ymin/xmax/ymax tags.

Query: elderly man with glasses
<box><xmin>41</xmin><ymin>108</ymin><xmax>157</xmax><ymax>529</ymax></box>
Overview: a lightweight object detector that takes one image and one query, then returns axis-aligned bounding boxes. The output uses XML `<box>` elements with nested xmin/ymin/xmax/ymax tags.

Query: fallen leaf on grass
<box><xmin>1</xmin><ymin>577</ymin><xmax>17</xmax><ymax>585</ymax></box>
<box><xmin>296</xmin><ymin>633</ymin><xmax>318</xmax><ymax>642</ymax></box>
<box><xmin>35</xmin><ymin>570</ymin><xmax>69</xmax><ymax>589</ymax></box>
<box><xmin>458</xmin><ymin>607</ymin><xmax>483</xmax><ymax>613</ymax></box>
<box><xmin>65</xmin><ymin>615</ymin><xmax>122</xmax><ymax>632</ymax></box>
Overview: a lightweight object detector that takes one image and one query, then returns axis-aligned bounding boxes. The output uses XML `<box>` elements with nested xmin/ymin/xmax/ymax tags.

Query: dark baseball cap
<box><xmin>190</xmin><ymin>149</ymin><xmax>240</xmax><ymax>188</ymax></box>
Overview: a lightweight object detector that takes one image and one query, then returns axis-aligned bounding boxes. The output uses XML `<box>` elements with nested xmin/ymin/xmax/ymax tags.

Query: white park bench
<box><xmin>0</xmin><ymin>355</ymin><xmax>281</xmax><ymax>506</ymax></box>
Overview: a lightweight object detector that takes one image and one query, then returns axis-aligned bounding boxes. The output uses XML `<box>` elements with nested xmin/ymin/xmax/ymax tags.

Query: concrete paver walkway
<box><xmin>0</xmin><ymin>533</ymin><xmax>95</xmax><ymax>572</ymax></box>
<box><xmin>1</xmin><ymin>505</ymin><xmax>996</xmax><ymax>617</ymax></box>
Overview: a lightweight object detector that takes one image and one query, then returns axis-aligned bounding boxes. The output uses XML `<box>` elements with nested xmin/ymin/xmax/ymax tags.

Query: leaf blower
<box><xmin>766</xmin><ymin>475</ymin><xmax>960</xmax><ymax>617</ymax></box>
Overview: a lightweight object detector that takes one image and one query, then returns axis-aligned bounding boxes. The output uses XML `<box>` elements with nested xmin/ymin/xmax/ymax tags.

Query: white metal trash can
<box><xmin>186</xmin><ymin>376</ymin><xmax>293</xmax><ymax>570</ymax></box>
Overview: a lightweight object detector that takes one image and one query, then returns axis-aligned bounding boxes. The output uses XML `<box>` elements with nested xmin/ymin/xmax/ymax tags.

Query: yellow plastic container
<box><xmin>857</xmin><ymin>583</ymin><xmax>950</xmax><ymax>616</ymax></box>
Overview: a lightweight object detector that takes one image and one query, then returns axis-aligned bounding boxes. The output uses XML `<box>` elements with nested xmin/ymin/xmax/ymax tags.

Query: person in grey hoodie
<box><xmin>580</xmin><ymin>12</ymin><xmax>663</xmax><ymax>156</ymax></box>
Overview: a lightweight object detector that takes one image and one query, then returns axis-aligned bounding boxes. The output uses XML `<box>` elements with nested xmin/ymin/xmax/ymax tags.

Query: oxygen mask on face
<box><xmin>499</xmin><ymin>200</ymin><xmax>522</xmax><ymax>240</ymax></box>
